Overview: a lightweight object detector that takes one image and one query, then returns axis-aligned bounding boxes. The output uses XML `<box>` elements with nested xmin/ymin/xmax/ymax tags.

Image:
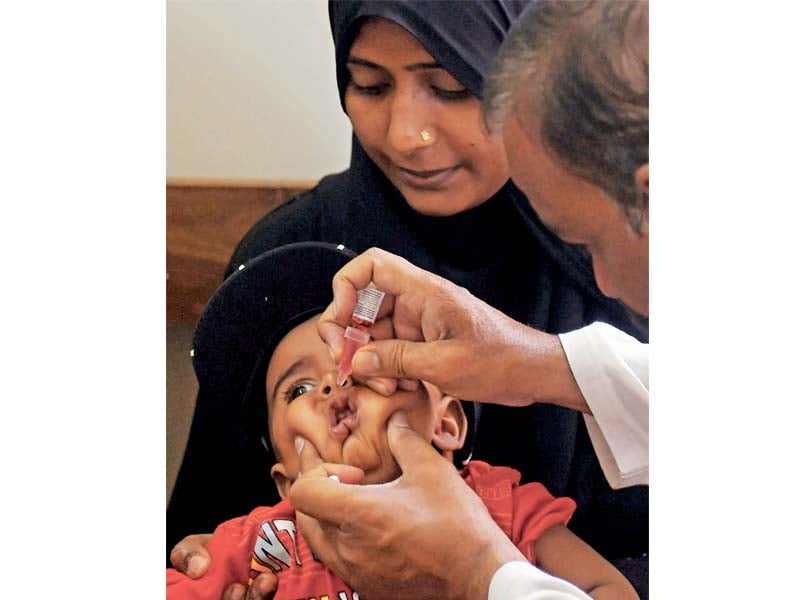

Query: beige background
<box><xmin>167</xmin><ymin>0</ymin><xmax>352</xmax><ymax>182</ymax></box>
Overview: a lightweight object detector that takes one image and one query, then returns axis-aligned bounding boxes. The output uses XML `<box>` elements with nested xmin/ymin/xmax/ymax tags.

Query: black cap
<box><xmin>192</xmin><ymin>242</ymin><xmax>356</xmax><ymax>399</ymax></box>
<box><xmin>190</xmin><ymin>241</ymin><xmax>477</xmax><ymax>465</ymax></box>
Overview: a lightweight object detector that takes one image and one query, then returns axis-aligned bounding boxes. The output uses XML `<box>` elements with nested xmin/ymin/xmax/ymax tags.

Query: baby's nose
<box><xmin>319</xmin><ymin>370</ymin><xmax>353</xmax><ymax>402</ymax></box>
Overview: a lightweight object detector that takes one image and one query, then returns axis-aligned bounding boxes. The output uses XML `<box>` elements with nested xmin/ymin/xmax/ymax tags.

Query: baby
<box><xmin>167</xmin><ymin>242</ymin><xmax>637</xmax><ymax>600</ymax></box>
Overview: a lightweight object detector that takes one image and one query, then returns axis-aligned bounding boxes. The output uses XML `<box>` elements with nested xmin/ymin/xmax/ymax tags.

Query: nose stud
<box><xmin>419</xmin><ymin>129</ymin><xmax>431</xmax><ymax>142</ymax></box>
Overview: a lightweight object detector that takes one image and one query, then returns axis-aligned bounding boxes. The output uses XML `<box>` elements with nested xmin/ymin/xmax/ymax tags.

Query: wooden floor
<box><xmin>167</xmin><ymin>181</ymin><xmax>311</xmax><ymax>325</ymax></box>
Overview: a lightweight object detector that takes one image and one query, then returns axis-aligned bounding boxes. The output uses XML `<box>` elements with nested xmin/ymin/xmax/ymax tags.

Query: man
<box><xmin>485</xmin><ymin>0</ymin><xmax>648</xmax><ymax>317</ymax></box>
<box><xmin>483</xmin><ymin>0</ymin><xmax>649</xmax><ymax>489</ymax></box>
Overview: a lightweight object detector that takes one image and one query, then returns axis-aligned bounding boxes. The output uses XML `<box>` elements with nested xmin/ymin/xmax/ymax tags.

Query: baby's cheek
<box><xmin>341</xmin><ymin>438</ymin><xmax>382</xmax><ymax>473</ymax></box>
<box><xmin>284</xmin><ymin>407</ymin><xmax>330</xmax><ymax>457</ymax></box>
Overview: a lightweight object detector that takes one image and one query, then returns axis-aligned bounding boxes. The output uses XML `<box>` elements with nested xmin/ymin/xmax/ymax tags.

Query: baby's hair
<box><xmin>240</xmin><ymin>348</ymin><xmax>276</xmax><ymax>465</ymax></box>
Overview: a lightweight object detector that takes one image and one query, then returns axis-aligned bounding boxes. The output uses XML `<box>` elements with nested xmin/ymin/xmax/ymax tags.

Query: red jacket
<box><xmin>166</xmin><ymin>461</ymin><xmax>576</xmax><ymax>599</ymax></box>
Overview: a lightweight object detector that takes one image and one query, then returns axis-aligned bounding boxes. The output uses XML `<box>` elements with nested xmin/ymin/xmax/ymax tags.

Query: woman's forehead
<box><xmin>349</xmin><ymin>17</ymin><xmax>433</xmax><ymax>64</ymax></box>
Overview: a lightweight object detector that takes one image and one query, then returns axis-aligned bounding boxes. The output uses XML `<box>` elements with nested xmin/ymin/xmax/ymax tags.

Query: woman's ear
<box><xmin>432</xmin><ymin>396</ymin><xmax>468</xmax><ymax>453</ymax></box>
<box><xmin>634</xmin><ymin>164</ymin><xmax>649</xmax><ymax>195</ymax></box>
<box><xmin>270</xmin><ymin>462</ymin><xmax>292</xmax><ymax>500</ymax></box>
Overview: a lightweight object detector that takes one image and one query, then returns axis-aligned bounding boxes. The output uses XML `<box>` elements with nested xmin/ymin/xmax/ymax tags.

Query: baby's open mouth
<box><xmin>329</xmin><ymin>396</ymin><xmax>358</xmax><ymax>442</ymax></box>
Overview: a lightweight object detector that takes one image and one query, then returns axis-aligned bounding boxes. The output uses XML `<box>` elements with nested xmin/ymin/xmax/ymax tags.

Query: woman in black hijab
<box><xmin>168</xmin><ymin>1</ymin><xmax>648</xmax><ymax>595</ymax></box>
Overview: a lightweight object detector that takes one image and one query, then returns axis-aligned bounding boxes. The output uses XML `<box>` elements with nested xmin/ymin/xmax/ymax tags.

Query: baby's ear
<box><xmin>270</xmin><ymin>462</ymin><xmax>292</xmax><ymax>500</ymax></box>
<box><xmin>432</xmin><ymin>395</ymin><xmax>468</xmax><ymax>453</ymax></box>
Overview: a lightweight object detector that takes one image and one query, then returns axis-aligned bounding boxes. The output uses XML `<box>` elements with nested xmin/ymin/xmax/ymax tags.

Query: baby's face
<box><xmin>265</xmin><ymin>316</ymin><xmax>454</xmax><ymax>488</ymax></box>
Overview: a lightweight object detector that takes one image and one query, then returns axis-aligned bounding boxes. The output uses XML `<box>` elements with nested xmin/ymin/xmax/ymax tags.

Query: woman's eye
<box><xmin>288</xmin><ymin>382</ymin><xmax>315</xmax><ymax>402</ymax></box>
<box><xmin>349</xmin><ymin>81</ymin><xmax>390</xmax><ymax>96</ymax></box>
<box><xmin>432</xmin><ymin>86</ymin><xmax>471</xmax><ymax>101</ymax></box>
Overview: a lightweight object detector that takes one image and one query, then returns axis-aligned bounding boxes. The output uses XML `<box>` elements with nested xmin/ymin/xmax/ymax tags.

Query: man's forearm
<box><xmin>500</xmin><ymin>321</ymin><xmax>589</xmax><ymax>412</ymax></box>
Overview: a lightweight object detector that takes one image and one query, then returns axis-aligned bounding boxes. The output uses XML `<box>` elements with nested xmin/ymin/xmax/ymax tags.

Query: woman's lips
<box><xmin>395</xmin><ymin>164</ymin><xmax>460</xmax><ymax>189</ymax></box>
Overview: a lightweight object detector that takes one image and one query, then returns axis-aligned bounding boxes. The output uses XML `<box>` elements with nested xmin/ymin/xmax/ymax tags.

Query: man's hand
<box><xmin>317</xmin><ymin>248</ymin><xmax>585</xmax><ymax>410</ymax></box>
<box><xmin>169</xmin><ymin>534</ymin><xmax>279</xmax><ymax>600</ymax></box>
<box><xmin>289</xmin><ymin>412</ymin><xmax>527</xmax><ymax>600</ymax></box>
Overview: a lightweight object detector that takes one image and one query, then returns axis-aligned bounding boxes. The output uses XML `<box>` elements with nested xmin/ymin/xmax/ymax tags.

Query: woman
<box><xmin>168</xmin><ymin>0</ymin><xmax>647</xmax><ymax>594</ymax></box>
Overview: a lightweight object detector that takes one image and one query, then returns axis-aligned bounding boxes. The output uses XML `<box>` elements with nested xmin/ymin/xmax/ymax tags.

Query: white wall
<box><xmin>167</xmin><ymin>0</ymin><xmax>353</xmax><ymax>182</ymax></box>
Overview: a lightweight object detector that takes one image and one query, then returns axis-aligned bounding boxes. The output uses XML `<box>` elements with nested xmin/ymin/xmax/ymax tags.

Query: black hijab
<box><xmin>329</xmin><ymin>0</ymin><xmax>531</xmax><ymax>103</ymax></box>
<box><xmin>168</xmin><ymin>2</ymin><xmax>648</xmax><ymax>592</ymax></box>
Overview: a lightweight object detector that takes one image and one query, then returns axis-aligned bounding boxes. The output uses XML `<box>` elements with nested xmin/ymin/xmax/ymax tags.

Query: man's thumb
<box><xmin>352</xmin><ymin>339</ymin><xmax>431</xmax><ymax>380</ymax></box>
<box><xmin>295</xmin><ymin>511</ymin><xmax>338</xmax><ymax>572</ymax></box>
<box><xmin>386</xmin><ymin>411</ymin><xmax>439</xmax><ymax>471</ymax></box>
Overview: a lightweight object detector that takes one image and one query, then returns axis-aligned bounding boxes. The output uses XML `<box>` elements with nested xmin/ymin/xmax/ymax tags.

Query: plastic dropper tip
<box><xmin>336</xmin><ymin>371</ymin><xmax>349</xmax><ymax>387</ymax></box>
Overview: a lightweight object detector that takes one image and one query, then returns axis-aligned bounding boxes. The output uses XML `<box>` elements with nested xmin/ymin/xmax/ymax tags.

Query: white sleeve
<box><xmin>489</xmin><ymin>561</ymin><xmax>592</xmax><ymax>599</ymax></box>
<box><xmin>558</xmin><ymin>322</ymin><xmax>649</xmax><ymax>489</ymax></box>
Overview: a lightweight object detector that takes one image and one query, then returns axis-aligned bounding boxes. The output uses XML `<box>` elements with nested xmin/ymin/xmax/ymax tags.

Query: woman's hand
<box><xmin>220</xmin><ymin>574</ymin><xmax>278</xmax><ymax>600</ymax></box>
<box><xmin>169</xmin><ymin>533</ymin><xmax>279</xmax><ymax>599</ymax></box>
<box><xmin>170</xmin><ymin>533</ymin><xmax>213</xmax><ymax>578</ymax></box>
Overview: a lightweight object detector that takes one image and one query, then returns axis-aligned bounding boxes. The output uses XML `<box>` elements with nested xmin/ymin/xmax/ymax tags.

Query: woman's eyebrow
<box><xmin>347</xmin><ymin>56</ymin><xmax>443</xmax><ymax>72</ymax></box>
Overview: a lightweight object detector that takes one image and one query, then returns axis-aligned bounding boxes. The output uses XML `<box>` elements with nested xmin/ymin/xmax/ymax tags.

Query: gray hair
<box><xmin>484</xmin><ymin>0</ymin><xmax>648</xmax><ymax>233</ymax></box>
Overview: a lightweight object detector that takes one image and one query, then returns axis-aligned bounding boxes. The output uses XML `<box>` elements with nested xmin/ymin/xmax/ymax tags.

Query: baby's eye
<box><xmin>288</xmin><ymin>382</ymin><xmax>315</xmax><ymax>402</ymax></box>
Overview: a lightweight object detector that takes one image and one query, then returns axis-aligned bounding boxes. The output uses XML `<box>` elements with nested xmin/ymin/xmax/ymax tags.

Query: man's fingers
<box><xmin>387</xmin><ymin>411</ymin><xmax>446</xmax><ymax>472</ymax></box>
<box><xmin>317</xmin><ymin>302</ymin><xmax>345</xmax><ymax>361</ymax></box>
<box><xmin>295</xmin><ymin>437</ymin><xmax>365</xmax><ymax>483</ymax></box>
<box><xmin>290</xmin><ymin>474</ymin><xmax>373</xmax><ymax>525</ymax></box>
<box><xmin>331</xmin><ymin>248</ymin><xmax>416</xmax><ymax>315</ymax></box>
<box><xmin>302</xmin><ymin>462</ymin><xmax>365</xmax><ymax>485</ymax></box>
<box><xmin>295</xmin><ymin>511</ymin><xmax>335</xmax><ymax>565</ymax></box>
<box><xmin>330</xmin><ymin>253</ymin><xmax>399</xmax><ymax>325</ymax></box>
<box><xmin>368</xmin><ymin>316</ymin><xmax>397</xmax><ymax>342</ymax></box>
<box><xmin>362</xmin><ymin>376</ymin><xmax>398</xmax><ymax>396</ymax></box>
<box><xmin>398</xmin><ymin>377</ymin><xmax>421</xmax><ymax>392</ymax></box>
<box><xmin>221</xmin><ymin>572</ymin><xmax>277</xmax><ymax>600</ymax></box>
<box><xmin>295</xmin><ymin>436</ymin><xmax>323</xmax><ymax>474</ymax></box>
<box><xmin>169</xmin><ymin>533</ymin><xmax>213</xmax><ymax>578</ymax></box>
<box><xmin>295</xmin><ymin>511</ymin><xmax>351</xmax><ymax>586</ymax></box>
<box><xmin>316</xmin><ymin>297</ymin><xmax>397</xmax><ymax>361</ymax></box>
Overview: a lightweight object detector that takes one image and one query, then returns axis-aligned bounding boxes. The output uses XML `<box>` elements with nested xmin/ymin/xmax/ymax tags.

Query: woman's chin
<box><xmin>401</xmin><ymin>189</ymin><xmax>480</xmax><ymax>217</ymax></box>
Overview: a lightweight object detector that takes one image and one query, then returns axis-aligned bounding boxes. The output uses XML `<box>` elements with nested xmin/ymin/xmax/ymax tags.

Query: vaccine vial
<box><xmin>336</xmin><ymin>287</ymin><xmax>386</xmax><ymax>385</ymax></box>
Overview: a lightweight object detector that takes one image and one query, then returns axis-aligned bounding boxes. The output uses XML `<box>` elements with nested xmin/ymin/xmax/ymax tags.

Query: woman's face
<box><xmin>344</xmin><ymin>18</ymin><xmax>510</xmax><ymax>216</ymax></box>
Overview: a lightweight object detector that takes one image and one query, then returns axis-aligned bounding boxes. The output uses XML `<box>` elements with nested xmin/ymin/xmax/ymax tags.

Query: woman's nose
<box><xmin>386</xmin><ymin>92</ymin><xmax>435</xmax><ymax>155</ymax></box>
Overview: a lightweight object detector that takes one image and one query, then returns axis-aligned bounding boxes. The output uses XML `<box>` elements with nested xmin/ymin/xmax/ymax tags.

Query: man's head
<box><xmin>265</xmin><ymin>314</ymin><xmax>467</xmax><ymax>499</ymax></box>
<box><xmin>484</xmin><ymin>0</ymin><xmax>649</xmax><ymax>315</ymax></box>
